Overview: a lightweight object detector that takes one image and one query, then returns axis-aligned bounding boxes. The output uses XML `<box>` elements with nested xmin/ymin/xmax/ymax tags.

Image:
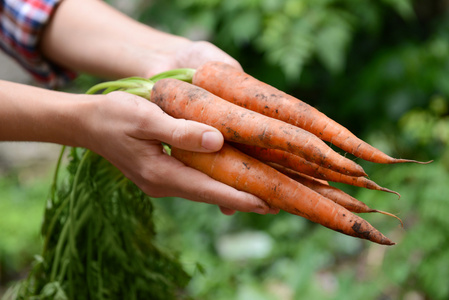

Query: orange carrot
<box><xmin>231</xmin><ymin>143</ymin><xmax>400</xmax><ymax>198</ymax></box>
<box><xmin>171</xmin><ymin>143</ymin><xmax>394</xmax><ymax>245</ymax></box>
<box><xmin>270</xmin><ymin>163</ymin><xmax>403</xmax><ymax>227</ymax></box>
<box><xmin>151</xmin><ymin>78</ymin><xmax>366</xmax><ymax>176</ymax></box>
<box><xmin>192</xmin><ymin>61</ymin><xmax>428</xmax><ymax>164</ymax></box>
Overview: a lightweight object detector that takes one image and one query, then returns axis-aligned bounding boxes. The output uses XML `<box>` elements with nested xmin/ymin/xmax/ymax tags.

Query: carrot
<box><xmin>231</xmin><ymin>143</ymin><xmax>401</xmax><ymax>198</ymax></box>
<box><xmin>171</xmin><ymin>143</ymin><xmax>394</xmax><ymax>245</ymax></box>
<box><xmin>269</xmin><ymin>163</ymin><xmax>403</xmax><ymax>227</ymax></box>
<box><xmin>192</xmin><ymin>61</ymin><xmax>429</xmax><ymax>164</ymax></box>
<box><xmin>151</xmin><ymin>78</ymin><xmax>367</xmax><ymax>177</ymax></box>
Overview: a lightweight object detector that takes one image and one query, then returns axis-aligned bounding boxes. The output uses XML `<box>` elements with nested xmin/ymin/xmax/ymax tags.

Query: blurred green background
<box><xmin>1</xmin><ymin>0</ymin><xmax>448</xmax><ymax>299</ymax></box>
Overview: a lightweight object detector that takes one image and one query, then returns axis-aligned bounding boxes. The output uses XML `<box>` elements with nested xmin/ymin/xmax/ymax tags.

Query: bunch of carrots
<box><xmin>88</xmin><ymin>61</ymin><xmax>430</xmax><ymax>246</ymax></box>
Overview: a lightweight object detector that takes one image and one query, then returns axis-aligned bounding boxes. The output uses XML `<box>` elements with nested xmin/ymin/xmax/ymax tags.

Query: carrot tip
<box><xmin>392</xmin><ymin>158</ymin><xmax>434</xmax><ymax>164</ymax></box>
<box><xmin>373</xmin><ymin>210</ymin><xmax>404</xmax><ymax>228</ymax></box>
<box><xmin>379</xmin><ymin>187</ymin><xmax>401</xmax><ymax>199</ymax></box>
<box><xmin>378</xmin><ymin>235</ymin><xmax>396</xmax><ymax>246</ymax></box>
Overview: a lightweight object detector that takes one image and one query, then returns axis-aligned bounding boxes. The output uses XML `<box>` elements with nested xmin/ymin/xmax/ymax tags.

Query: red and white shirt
<box><xmin>0</xmin><ymin>0</ymin><xmax>76</xmax><ymax>88</ymax></box>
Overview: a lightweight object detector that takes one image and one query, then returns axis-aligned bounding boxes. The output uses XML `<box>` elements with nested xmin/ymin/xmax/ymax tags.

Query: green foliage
<box><xmin>10</xmin><ymin>148</ymin><xmax>190</xmax><ymax>300</ymax></box>
<box><xmin>0</xmin><ymin>172</ymin><xmax>50</xmax><ymax>284</ymax></box>
<box><xmin>400</xmin><ymin>96</ymin><xmax>449</xmax><ymax>159</ymax></box>
<box><xmin>354</xmin><ymin>102</ymin><xmax>449</xmax><ymax>299</ymax></box>
<box><xmin>140</xmin><ymin>0</ymin><xmax>413</xmax><ymax>83</ymax></box>
<box><xmin>334</xmin><ymin>22</ymin><xmax>449</xmax><ymax>129</ymax></box>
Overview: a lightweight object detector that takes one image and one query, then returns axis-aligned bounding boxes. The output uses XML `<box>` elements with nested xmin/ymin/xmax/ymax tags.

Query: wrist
<box><xmin>59</xmin><ymin>94</ymin><xmax>99</xmax><ymax>149</ymax></box>
<box><xmin>0</xmin><ymin>80</ymin><xmax>96</xmax><ymax>148</ymax></box>
<box><xmin>29</xmin><ymin>92</ymin><xmax>97</xmax><ymax>149</ymax></box>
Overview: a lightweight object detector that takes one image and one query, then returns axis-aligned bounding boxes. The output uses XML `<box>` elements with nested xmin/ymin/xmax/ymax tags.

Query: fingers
<box><xmin>97</xmin><ymin>92</ymin><xmax>279</xmax><ymax>216</ymax></box>
<box><xmin>114</xmin><ymin>92</ymin><xmax>224</xmax><ymax>152</ymax></box>
<box><xmin>171</xmin><ymin>120</ymin><xmax>224</xmax><ymax>152</ymax></box>
<box><xmin>156</xmin><ymin>117</ymin><xmax>224</xmax><ymax>152</ymax></box>
<box><xmin>219</xmin><ymin>206</ymin><xmax>280</xmax><ymax>216</ymax></box>
<box><xmin>134</xmin><ymin>153</ymin><xmax>272</xmax><ymax>214</ymax></box>
<box><xmin>219</xmin><ymin>206</ymin><xmax>236</xmax><ymax>215</ymax></box>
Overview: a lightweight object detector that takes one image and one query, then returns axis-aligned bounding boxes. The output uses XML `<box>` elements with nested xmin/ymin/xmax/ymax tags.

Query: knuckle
<box><xmin>170</xmin><ymin>122</ymin><xmax>192</xmax><ymax>147</ymax></box>
<box><xmin>194</xmin><ymin>187</ymin><xmax>216</xmax><ymax>204</ymax></box>
<box><xmin>134</xmin><ymin>166</ymin><xmax>170</xmax><ymax>198</ymax></box>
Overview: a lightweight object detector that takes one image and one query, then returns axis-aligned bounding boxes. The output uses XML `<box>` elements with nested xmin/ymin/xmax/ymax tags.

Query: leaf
<box><xmin>40</xmin><ymin>282</ymin><xmax>69</xmax><ymax>300</ymax></box>
<box><xmin>314</xmin><ymin>12</ymin><xmax>354</xmax><ymax>73</ymax></box>
<box><xmin>380</xmin><ymin>0</ymin><xmax>414</xmax><ymax>20</ymax></box>
<box><xmin>229</xmin><ymin>10</ymin><xmax>262</xmax><ymax>44</ymax></box>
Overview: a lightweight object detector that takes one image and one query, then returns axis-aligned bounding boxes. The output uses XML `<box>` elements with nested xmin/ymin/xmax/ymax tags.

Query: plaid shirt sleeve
<box><xmin>0</xmin><ymin>0</ymin><xmax>77</xmax><ymax>88</ymax></box>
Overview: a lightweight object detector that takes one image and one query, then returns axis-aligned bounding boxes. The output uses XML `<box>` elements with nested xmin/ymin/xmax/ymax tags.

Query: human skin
<box><xmin>0</xmin><ymin>0</ymin><xmax>279</xmax><ymax>215</ymax></box>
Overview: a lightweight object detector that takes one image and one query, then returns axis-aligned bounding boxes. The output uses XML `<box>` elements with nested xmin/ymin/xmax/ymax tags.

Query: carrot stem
<box><xmin>86</xmin><ymin>78</ymin><xmax>155</xmax><ymax>97</ymax></box>
<box><xmin>149</xmin><ymin>68</ymin><xmax>196</xmax><ymax>83</ymax></box>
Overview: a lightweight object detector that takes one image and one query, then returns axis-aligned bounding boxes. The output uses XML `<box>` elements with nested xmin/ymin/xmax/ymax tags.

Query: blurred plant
<box><xmin>139</xmin><ymin>0</ymin><xmax>413</xmax><ymax>84</ymax></box>
<box><xmin>0</xmin><ymin>172</ymin><xmax>50</xmax><ymax>289</ymax></box>
<box><xmin>348</xmin><ymin>97</ymin><xmax>449</xmax><ymax>300</ymax></box>
<box><xmin>400</xmin><ymin>95</ymin><xmax>449</xmax><ymax>160</ymax></box>
<box><xmin>9</xmin><ymin>146</ymin><xmax>190</xmax><ymax>299</ymax></box>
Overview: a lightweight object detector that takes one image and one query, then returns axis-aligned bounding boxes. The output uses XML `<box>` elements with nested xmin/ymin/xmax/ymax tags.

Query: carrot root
<box><xmin>232</xmin><ymin>143</ymin><xmax>401</xmax><ymax>197</ymax></box>
<box><xmin>388</xmin><ymin>158</ymin><xmax>434</xmax><ymax>164</ymax></box>
<box><xmin>172</xmin><ymin>143</ymin><xmax>395</xmax><ymax>246</ymax></box>
<box><xmin>378</xmin><ymin>187</ymin><xmax>401</xmax><ymax>199</ymax></box>
<box><xmin>192</xmin><ymin>61</ymin><xmax>423</xmax><ymax>166</ymax></box>
<box><xmin>371</xmin><ymin>210</ymin><xmax>404</xmax><ymax>228</ymax></box>
<box><xmin>151</xmin><ymin>78</ymin><xmax>367</xmax><ymax>177</ymax></box>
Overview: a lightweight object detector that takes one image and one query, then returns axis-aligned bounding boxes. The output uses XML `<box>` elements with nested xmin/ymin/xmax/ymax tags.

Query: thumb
<box><xmin>113</xmin><ymin>91</ymin><xmax>224</xmax><ymax>152</ymax></box>
<box><xmin>157</xmin><ymin>117</ymin><xmax>224</xmax><ymax>152</ymax></box>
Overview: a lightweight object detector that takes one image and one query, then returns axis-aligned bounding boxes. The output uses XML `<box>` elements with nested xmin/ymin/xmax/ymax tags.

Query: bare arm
<box><xmin>40</xmin><ymin>0</ymin><xmax>241</xmax><ymax>78</ymax></box>
<box><xmin>1</xmin><ymin>0</ymin><xmax>277</xmax><ymax>215</ymax></box>
<box><xmin>0</xmin><ymin>80</ymin><xmax>272</xmax><ymax>214</ymax></box>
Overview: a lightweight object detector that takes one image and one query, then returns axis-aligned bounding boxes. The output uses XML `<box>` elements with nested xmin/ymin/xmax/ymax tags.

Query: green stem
<box><xmin>68</xmin><ymin>151</ymin><xmax>93</xmax><ymax>258</ymax></box>
<box><xmin>149</xmin><ymin>68</ymin><xmax>196</xmax><ymax>83</ymax></box>
<box><xmin>50</xmin><ymin>146</ymin><xmax>66</xmax><ymax>200</ymax></box>
<box><xmin>49</xmin><ymin>208</ymin><xmax>70</xmax><ymax>282</ymax></box>
<box><xmin>42</xmin><ymin>145</ymin><xmax>68</xmax><ymax>253</ymax></box>
<box><xmin>122</xmin><ymin>87</ymin><xmax>152</xmax><ymax>99</ymax></box>
<box><xmin>85</xmin><ymin>81</ymin><xmax>144</xmax><ymax>95</ymax></box>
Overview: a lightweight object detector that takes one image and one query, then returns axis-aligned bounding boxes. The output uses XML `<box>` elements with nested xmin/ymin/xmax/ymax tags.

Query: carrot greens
<box><xmin>14</xmin><ymin>101</ymin><xmax>190</xmax><ymax>300</ymax></box>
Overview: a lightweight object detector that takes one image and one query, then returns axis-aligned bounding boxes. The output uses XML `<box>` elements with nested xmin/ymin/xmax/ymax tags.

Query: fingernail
<box><xmin>201</xmin><ymin>131</ymin><xmax>223</xmax><ymax>150</ymax></box>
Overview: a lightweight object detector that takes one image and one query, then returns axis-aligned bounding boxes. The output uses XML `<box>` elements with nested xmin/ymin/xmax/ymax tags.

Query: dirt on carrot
<box><xmin>231</xmin><ymin>143</ymin><xmax>401</xmax><ymax>198</ymax></box>
<box><xmin>151</xmin><ymin>78</ymin><xmax>367</xmax><ymax>177</ymax></box>
<box><xmin>270</xmin><ymin>163</ymin><xmax>403</xmax><ymax>227</ymax></box>
<box><xmin>171</xmin><ymin>142</ymin><xmax>395</xmax><ymax>246</ymax></box>
<box><xmin>192</xmin><ymin>61</ymin><xmax>430</xmax><ymax>165</ymax></box>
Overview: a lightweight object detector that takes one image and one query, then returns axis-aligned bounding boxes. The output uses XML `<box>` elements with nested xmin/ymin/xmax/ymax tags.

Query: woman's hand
<box><xmin>38</xmin><ymin>0</ymin><xmax>278</xmax><ymax>215</ymax></box>
<box><xmin>82</xmin><ymin>91</ymin><xmax>276</xmax><ymax>215</ymax></box>
<box><xmin>141</xmin><ymin>40</ymin><xmax>243</xmax><ymax>78</ymax></box>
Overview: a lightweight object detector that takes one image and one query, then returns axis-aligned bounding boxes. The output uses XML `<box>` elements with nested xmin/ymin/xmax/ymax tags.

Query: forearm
<box><xmin>40</xmin><ymin>0</ymin><xmax>190</xmax><ymax>79</ymax></box>
<box><xmin>0</xmin><ymin>80</ymin><xmax>93</xmax><ymax>146</ymax></box>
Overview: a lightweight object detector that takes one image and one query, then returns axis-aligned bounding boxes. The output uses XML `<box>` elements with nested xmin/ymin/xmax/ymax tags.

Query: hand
<box><xmin>83</xmin><ymin>91</ymin><xmax>277</xmax><ymax>215</ymax></box>
<box><xmin>39</xmin><ymin>0</ymin><xmax>277</xmax><ymax>215</ymax></box>
<box><xmin>142</xmin><ymin>40</ymin><xmax>243</xmax><ymax>77</ymax></box>
<box><xmin>138</xmin><ymin>40</ymin><xmax>266</xmax><ymax>215</ymax></box>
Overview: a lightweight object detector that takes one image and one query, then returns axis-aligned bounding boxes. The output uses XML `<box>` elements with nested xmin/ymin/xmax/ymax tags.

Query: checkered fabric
<box><xmin>0</xmin><ymin>0</ymin><xmax>77</xmax><ymax>88</ymax></box>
